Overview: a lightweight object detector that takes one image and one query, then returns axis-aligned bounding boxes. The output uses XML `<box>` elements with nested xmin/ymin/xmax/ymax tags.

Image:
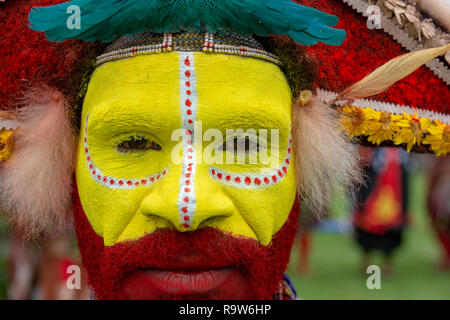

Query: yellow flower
<box><xmin>364</xmin><ymin>110</ymin><xmax>401</xmax><ymax>145</ymax></box>
<box><xmin>394</xmin><ymin>112</ymin><xmax>431</xmax><ymax>152</ymax></box>
<box><xmin>0</xmin><ymin>129</ymin><xmax>14</xmax><ymax>162</ymax></box>
<box><xmin>340</xmin><ymin>105</ymin><xmax>372</xmax><ymax>137</ymax></box>
<box><xmin>423</xmin><ymin>120</ymin><xmax>450</xmax><ymax>156</ymax></box>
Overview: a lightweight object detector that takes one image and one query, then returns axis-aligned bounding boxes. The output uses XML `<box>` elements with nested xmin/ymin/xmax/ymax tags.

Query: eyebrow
<box><xmin>87</xmin><ymin>103</ymin><xmax>171</xmax><ymax>134</ymax></box>
<box><xmin>211</xmin><ymin>109</ymin><xmax>290</xmax><ymax>133</ymax></box>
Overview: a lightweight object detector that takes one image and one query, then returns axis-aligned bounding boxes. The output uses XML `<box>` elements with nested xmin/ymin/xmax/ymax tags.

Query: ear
<box><xmin>292</xmin><ymin>91</ymin><xmax>362</xmax><ymax>215</ymax></box>
<box><xmin>0</xmin><ymin>87</ymin><xmax>76</xmax><ymax>238</ymax></box>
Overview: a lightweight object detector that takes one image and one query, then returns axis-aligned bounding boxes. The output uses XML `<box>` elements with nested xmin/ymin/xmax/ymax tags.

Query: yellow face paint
<box><xmin>76</xmin><ymin>52</ymin><xmax>296</xmax><ymax>246</ymax></box>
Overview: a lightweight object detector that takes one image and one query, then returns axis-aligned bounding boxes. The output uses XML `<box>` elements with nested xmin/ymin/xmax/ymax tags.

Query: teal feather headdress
<box><xmin>28</xmin><ymin>0</ymin><xmax>346</xmax><ymax>46</ymax></box>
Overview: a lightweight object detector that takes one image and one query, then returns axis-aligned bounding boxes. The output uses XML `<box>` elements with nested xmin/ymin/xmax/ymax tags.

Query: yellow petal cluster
<box><xmin>0</xmin><ymin>129</ymin><xmax>14</xmax><ymax>162</ymax></box>
<box><xmin>423</xmin><ymin>120</ymin><xmax>450</xmax><ymax>157</ymax></box>
<box><xmin>340</xmin><ymin>104</ymin><xmax>449</xmax><ymax>156</ymax></box>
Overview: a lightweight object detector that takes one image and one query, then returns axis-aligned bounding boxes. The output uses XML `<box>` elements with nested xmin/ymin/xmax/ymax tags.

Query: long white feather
<box><xmin>337</xmin><ymin>44</ymin><xmax>450</xmax><ymax>101</ymax></box>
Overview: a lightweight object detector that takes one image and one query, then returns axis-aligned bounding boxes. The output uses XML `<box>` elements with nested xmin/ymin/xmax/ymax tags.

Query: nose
<box><xmin>139</xmin><ymin>164</ymin><xmax>235</xmax><ymax>232</ymax></box>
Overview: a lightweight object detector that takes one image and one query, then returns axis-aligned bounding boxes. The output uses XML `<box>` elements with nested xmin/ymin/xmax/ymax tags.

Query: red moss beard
<box><xmin>73</xmin><ymin>191</ymin><xmax>299</xmax><ymax>300</ymax></box>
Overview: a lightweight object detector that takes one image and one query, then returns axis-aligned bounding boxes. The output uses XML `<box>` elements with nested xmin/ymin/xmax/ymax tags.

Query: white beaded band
<box><xmin>96</xmin><ymin>32</ymin><xmax>282</xmax><ymax>67</ymax></box>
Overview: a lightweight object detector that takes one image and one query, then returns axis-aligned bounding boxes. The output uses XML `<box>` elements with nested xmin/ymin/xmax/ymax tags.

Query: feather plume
<box><xmin>0</xmin><ymin>87</ymin><xmax>76</xmax><ymax>238</ymax></box>
<box><xmin>28</xmin><ymin>0</ymin><xmax>346</xmax><ymax>46</ymax></box>
<box><xmin>292</xmin><ymin>94</ymin><xmax>362</xmax><ymax>214</ymax></box>
<box><xmin>336</xmin><ymin>44</ymin><xmax>450</xmax><ymax>101</ymax></box>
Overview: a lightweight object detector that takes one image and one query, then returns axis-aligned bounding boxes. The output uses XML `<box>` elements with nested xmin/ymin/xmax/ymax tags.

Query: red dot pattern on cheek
<box><xmin>83</xmin><ymin>114</ymin><xmax>169</xmax><ymax>190</ymax></box>
<box><xmin>208</xmin><ymin>130</ymin><xmax>292</xmax><ymax>189</ymax></box>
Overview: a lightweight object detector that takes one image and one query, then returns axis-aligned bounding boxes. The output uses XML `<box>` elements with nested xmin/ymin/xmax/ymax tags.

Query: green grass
<box><xmin>286</xmin><ymin>169</ymin><xmax>450</xmax><ymax>299</ymax></box>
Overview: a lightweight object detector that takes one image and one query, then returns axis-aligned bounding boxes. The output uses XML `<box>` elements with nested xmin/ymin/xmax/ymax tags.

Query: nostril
<box><xmin>197</xmin><ymin>215</ymin><xmax>228</xmax><ymax>230</ymax></box>
<box><xmin>196</xmin><ymin>208</ymin><xmax>234</xmax><ymax>230</ymax></box>
<box><xmin>142</xmin><ymin>212</ymin><xmax>178</xmax><ymax>230</ymax></box>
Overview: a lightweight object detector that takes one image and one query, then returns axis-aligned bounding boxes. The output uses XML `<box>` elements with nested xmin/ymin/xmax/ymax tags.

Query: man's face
<box><xmin>75</xmin><ymin>52</ymin><xmax>298</xmax><ymax>299</ymax></box>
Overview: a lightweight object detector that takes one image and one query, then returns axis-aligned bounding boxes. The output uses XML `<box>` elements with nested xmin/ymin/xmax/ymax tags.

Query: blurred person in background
<box><xmin>296</xmin><ymin>203</ymin><xmax>321</xmax><ymax>275</ymax></box>
<box><xmin>7</xmin><ymin>231</ymin><xmax>89</xmax><ymax>300</ymax></box>
<box><xmin>427</xmin><ymin>157</ymin><xmax>450</xmax><ymax>271</ymax></box>
<box><xmin>353</xmin><ymin>147</ymin><xmax>410</xmax><ymax>276</ymax></box>
<box><xmin>7</xmin><ymin>231</ymin><xmax>37</xmax><ymax>300</ymax></box>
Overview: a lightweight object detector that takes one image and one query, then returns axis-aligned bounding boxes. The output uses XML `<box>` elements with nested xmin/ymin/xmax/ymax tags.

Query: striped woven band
<box><xmin>96</xmin><ymin>31</ymin><xmax>282</xmax><ymax>67</ymax></box>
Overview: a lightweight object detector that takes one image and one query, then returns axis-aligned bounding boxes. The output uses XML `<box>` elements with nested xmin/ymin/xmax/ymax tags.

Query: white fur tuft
<box><xmin>0</xmin><ymin>87</ymin><xmax>76</xmax><ymax>238</ymax></box>
<box><xmin>292</xmin><ymin>95</ymin><xmax>362</xmax><ymax>215</ymax></box>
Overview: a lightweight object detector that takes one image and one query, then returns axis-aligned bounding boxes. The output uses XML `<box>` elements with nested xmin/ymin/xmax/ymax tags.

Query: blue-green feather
<box><xmin>28</xmin><ymin>0</ymin><xmax>346</xmax><ymax>45</ymax></box>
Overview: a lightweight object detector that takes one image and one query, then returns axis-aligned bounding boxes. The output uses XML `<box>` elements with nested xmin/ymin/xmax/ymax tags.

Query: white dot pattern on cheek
<box><xmin>177</xmin><ymin>53</ymin><xmax>198</xmax><ymax>229</ymax></box>
<box><xmin>209</xmin><ymin>131</ymin><xmax>292</xmax><ymax>189</ymax></box>
<box><xmin>83</xmin><ymin>114</ymin><xmax>168</xmax><ymax>189</ymax></box>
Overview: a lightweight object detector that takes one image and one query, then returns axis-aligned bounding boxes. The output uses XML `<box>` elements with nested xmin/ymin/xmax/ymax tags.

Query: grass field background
<box><xmin>286</xmin><ymin>167</ymin><xmax>450</xmax><ymax>299</ymax></box>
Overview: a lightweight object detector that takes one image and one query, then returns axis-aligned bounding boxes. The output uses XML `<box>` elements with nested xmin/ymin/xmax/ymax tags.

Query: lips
<box><xmin>122</xmin><ymin>266</ymin><xmax>248</xmax><ymax>299</ymax></box>
<box><xmin>121</xmin><ymin>251</ymin><xmax>248</xmax><ymax>299</ymax></box>
<box><xmin>142</xmin><ymin>268</ymin><xmax>233</xmax><ymax>294</ymax></box>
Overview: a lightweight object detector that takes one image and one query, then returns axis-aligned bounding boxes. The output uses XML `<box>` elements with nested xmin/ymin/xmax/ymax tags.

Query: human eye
<box><xmin>115</xmin><ymin>135</ymin><xmax>162</xmax><ymax>154</ymax></box>
<box><xmin>218</xmin><ymin>135</ymin><xmax>263</xmax><ymax>155</ymax></box>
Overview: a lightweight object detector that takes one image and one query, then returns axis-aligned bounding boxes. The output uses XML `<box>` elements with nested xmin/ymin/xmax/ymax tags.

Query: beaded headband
<box><xmin>96</xmin><ymin>31</ymin><xmax>282</xmax><ymax>67</ymax></box>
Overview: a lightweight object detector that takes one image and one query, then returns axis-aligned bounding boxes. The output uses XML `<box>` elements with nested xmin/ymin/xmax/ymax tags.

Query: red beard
<box><xmin>73</xmin><ymin>191</ymin><xmax>299</xmax><ymax>299</ymax></box>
